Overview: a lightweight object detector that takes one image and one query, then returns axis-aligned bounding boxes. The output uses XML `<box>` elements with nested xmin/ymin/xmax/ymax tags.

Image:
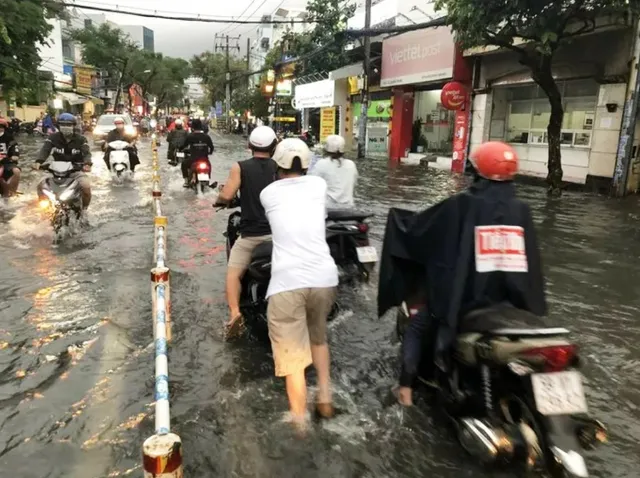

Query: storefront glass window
<box><xmin>497</xmin><ymin>80</ymin><xmax>598</xmax><ymax>148</ymax></box>
<box><xmin>413</xmin><ymin>90</ymin><xmax>455</xmax><ymax>155</ymax></box>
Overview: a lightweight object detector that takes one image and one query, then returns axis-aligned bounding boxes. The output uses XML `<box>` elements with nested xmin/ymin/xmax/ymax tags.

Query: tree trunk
<box><xmin>530</xmin><ymin>56</ymin><xmax>564</xmax><ymax>196</ymax></box>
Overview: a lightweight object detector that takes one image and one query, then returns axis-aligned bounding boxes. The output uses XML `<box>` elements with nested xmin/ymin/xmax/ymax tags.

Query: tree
<box><xmin>191</xmin><ymin>52</ymin><xmax>246</xmax><ymax>105</ymax></box>
<box><xmin>0</xmin><ymin>0</ymin><xmax>65</xmax><ymax>104</ymax></box>
<box><xmin>264</xmin><ymin>0</ymin><xmax>355</xmax><ymax>75</ymax></box>
<box><xmin>71</xmin><ymin>23</ymin><xmax>137</xmax><ymax>107</ymax></box>
<box><xmin>231</xmin><ymin>87</ymin><xmax>270</xmax><ymax>119</ymax></box>
<box><xmin>436</xmin><ymin>0</ymin><xmax>639</xmax><ymax>196</ymax></box>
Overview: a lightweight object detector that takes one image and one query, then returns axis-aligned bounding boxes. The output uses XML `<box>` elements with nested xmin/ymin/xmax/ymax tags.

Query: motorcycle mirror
<box><xmin>209</xmin><ymin>181</ymin><xmax>218</xmax><ymax>189</ymax></box>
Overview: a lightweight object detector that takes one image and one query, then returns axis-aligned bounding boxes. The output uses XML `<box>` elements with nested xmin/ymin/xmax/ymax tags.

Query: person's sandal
<box><xmin>225</xmin><ymin>314</ymin><xmax>246</xmax><ymax>341</ymax></box>
<box><xmin>314</xmin><ymin>403</ymin><xmax>336</xmax><ymax>420</ymax></box>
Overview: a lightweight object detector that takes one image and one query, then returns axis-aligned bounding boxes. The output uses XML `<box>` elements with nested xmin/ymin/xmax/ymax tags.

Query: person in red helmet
<box><xmin>377</xmin><ymin>141</ymin><xmax>547</xmax><ymax>406</ymax></box>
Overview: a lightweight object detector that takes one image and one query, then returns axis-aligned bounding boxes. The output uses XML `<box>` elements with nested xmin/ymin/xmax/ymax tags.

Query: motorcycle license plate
<box><xmin>531</xmin><ymin>371</ymin><xmax>588</xmax><ymax>416</ymax></box>
<box><xmin>356</xmin><ymin>246</ymin><xmax>378</xmax><ymax>263</ymax></box>
<box><xmin>197</xmin><ymin>173</ymin><xmax>210</xmax><ymax>182</ymax></box>
<box><xmin>176</xmin><ymin>152</ymin><xmax>185</xmax><ymax>158</ymax></box>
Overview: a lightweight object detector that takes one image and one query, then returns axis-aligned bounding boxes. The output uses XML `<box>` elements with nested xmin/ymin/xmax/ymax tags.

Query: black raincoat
<box><xmin>378</xmin><ymin>178</ymin><xmax>547</xmax><ymax>359</ymax></box>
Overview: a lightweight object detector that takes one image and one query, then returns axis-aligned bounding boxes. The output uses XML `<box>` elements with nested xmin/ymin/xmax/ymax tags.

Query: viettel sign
<box><xmin>381</xmin><ymin>26</ymin><xmax>455</xmax><ymax>87</ymax></box>
<box><xmin>440</xmin><ymin>81</ymin><xmax>468</xmax><ymax>110</ymax></box>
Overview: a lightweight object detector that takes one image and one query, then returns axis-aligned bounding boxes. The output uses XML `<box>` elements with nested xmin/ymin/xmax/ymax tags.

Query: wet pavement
<box><xmin>1</xmin><ymin>132</ymin><xmax>639</xmax><ymax>477</ymax></box>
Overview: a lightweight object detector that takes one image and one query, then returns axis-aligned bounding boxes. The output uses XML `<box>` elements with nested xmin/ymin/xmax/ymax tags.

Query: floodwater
<box><xmin>1</xmin><ymin>133</ymin><xmax>639</xmax><ymax>478</ymax></box>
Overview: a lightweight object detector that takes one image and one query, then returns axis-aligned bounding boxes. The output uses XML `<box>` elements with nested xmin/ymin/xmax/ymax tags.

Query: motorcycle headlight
<box><xmin>39</xmin><ymin>199</ymin><xmax>51</xmax><ymax>209</ymax></box>
<box><xmin>150</xmin><ymin>119</ymin><xmax>157</xmax><ymax>128</ymax></box>
<box><xmin>124</xmin><ymin>125</ymin><xmax>137</xmax><ymax>136</ymax></box>
<box><xmin>59</xmin><ymin>188</ymin><xmax>75</xmax><ymax>202</ymax></box>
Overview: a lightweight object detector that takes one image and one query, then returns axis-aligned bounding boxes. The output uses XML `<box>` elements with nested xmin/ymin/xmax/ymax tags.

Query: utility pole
<box><xmin>357</xmin><ymin>0</ymin><xmax>372</xmax><ymax>159</ymax></box>
<box><xmin>246</xmin><ymin>37</ymin><xmax>251</xmax><ymax>88</ymax></box>
<box><xmin>214</xmin><ymin>33</ymin><xmax>241</xmax><ymax>132</ymax></box>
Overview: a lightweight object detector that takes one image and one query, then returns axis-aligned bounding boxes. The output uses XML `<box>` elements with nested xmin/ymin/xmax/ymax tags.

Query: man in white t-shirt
<box><xmin>309</xmin><ymin>135</ymin><xmax>358</xmax><ymax>209</ymax></box>
<box><xmin>260</xmin><ymin>138</ymin><xmax>339</xmax><ymax>424</ymax></box>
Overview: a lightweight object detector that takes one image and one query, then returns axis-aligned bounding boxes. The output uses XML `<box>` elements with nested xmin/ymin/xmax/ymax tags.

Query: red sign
<box><xmin>441</xmin><ymin>82</ymin><xmax>468</xmax><ymax>110</ymax></box>
<box><xmin>380</xmin><ymin>27</ymin><xmax>455</xmax><ymax>87</ymax></box>
<box><xmin>451</xmin><ymin>108</ymin><xmax>469</xmax><ymax>173</ymax></box>
<box><xmin>475</xmin><ymin>226</ymin><xmax>528</xmax><ymax>273</ymax></box>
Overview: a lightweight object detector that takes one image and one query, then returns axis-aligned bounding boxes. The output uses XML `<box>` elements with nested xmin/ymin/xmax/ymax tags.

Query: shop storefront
<box><xmin>294</xmin><ymin>79</ymin><xmax>348</xmax><ymax>142</ymax></box>
<box><xmin>381</xmin><ymin>26</ymin><xmax>471</xmax><ymax>169</ymax></box>
<box><xmin>468</xmin><ymin>27</ymin><xmax>634</xmax><ymax>185</ymax></box>
<box><xmin>352</xmin><ymin>95</ymin><xmax>392</xmax><ymax>156</ymax></box>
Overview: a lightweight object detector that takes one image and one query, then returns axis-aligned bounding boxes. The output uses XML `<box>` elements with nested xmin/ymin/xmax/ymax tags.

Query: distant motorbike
<box><xmin>216</xmin><ymin>195</ymin><xmax>377</xmax><ymax>336</ymax></box>
<box><xmin>396</xmin><ymin>303</ymin><xmax>607</xmax><ymax>478</ymax></box>
<box><xmin>169</xmin><ymin>150</ymin><xmax>185</xmax><ymax>167</ymax></box>
<box><xmin>37</xmin><ymin>161</ymin><xmax>84</xmax><ymax>236</ymax></box>
<box><xmin>106</xmin><ymin>140</ymin><xmax>134</xmax><ymax>181</ymax></box>
<box><xmin>189</xmin><ymin>156</ymin><xmax>212</xmax><ymax>194</ymax></box>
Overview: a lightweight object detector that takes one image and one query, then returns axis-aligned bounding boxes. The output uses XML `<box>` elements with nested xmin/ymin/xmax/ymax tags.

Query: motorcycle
<box><xmin>190</xmin><ymin>156</ymin><xmax>212</xmax><ymax>194</ymax></box>
<box><xmin>396</xmin><ymin>302</ymin><xmax>607</xmax><ymax>477</ymax></box>
<box><xmin>106</xmin><ymin>140</ymin><xmax>134</xmax><ymax>181</ymax></box>
<box><xmin>37</xmin><ymin>161</ymin><xmax>84</xmax><ymax>236</ymax></box>
<box><xmin>216</xmin><ymin>196</ymin><xmax>377</xmax><ymax>336</ymax></box>
<box><xmin>169</xmin><ymin>150</ymin><xmax>185</xmax><ymax>167</ymax></box>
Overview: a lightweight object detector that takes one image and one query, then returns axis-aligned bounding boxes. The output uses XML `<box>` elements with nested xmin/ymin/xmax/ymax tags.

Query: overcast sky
<box><xmin>74</xmin><ymin>0</ymin><xmax>312</xmax><ymax>60</ymax></box>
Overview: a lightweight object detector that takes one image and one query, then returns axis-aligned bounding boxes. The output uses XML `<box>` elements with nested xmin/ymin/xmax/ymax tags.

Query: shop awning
<box><xmin>490</xmin><ymin>63</ymin><xmax>600</xmax><ymax>87</ymax></box>
<box><xmin>88</xmin><ymin>96</ymin><xmax>104</xmax><ymax>105</ymax></box>
<box><xmin>58</xmin><ymin>92</ymin><xmax>87</xmax><ymax>105</ymax></box>
<box><xmin>329</xmin><ymin>63</ymin><xmax>364</xmax><ymax>80</ymax></box>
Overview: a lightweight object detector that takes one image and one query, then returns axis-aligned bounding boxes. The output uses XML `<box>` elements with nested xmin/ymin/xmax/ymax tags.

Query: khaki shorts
<box><xmin>228</xmin><ymin>234</ymin><xmax>271</xmax><ymax>270</ymax></box>
<box><xmin>267</xmin><ymin>287</ymin><xmax>337</xmax><ymax>377</ymax></box>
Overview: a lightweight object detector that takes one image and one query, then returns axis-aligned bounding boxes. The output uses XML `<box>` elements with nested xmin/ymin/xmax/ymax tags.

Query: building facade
<box><xmin>119</xmin><ymin>25</ymin><xmax>155</xmax><ymax>52</ymax></box>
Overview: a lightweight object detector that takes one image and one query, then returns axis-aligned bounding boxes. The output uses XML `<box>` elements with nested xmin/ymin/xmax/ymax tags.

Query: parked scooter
<box><xmin>396</xmin><ymin>302</ymin><xmax>607</xmax><ymax>478</ymax></box>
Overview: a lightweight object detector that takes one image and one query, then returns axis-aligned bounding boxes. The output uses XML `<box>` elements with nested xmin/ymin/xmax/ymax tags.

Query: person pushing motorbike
<box><xmin>0</xmin><ymin>118</ymin><xmax>21</xmax><ymax>197</ymax></box>
<box><xmin>217</xmin><ymin>125</ymin><xmax>279</xmax><ymax>335</ymax></box>
<box><xmin>103</xmin><ymin>117</ymin><xmax>140</xmax><ymax>172</ymax></box>
<box><xmin>377</xmin><ymin>141</ymin><xmax>547</xmax><ymax>406</ymax></box>
<box><xmin>178</xmin><ymin>118</ymin><xmax>214</xmax><ymax>187</ymax></box>
<box><xmin>35</xmin><ymin>113</ymin><xmax>93</xmax><ymax>209</ymax></box>
<box><xmin>309</xmin><ymin>135</ymin><xmax>358</xmax><ymax>209</ymax></box>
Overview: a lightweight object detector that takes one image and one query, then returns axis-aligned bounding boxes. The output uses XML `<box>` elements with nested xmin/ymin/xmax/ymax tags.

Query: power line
<box><xmin>218</xmin><ymin>0</ymin><xmax>261</xmax><ymax>35</ymax></box>
<box><xmin>225</xmin><ymin>0</ymin><xmax>269</xmax><ymax>34</ymax></box>
<box><xmin>63</xmin><ymin>2</ymin><xmax>312</xmax><ymax>24</ymax></box>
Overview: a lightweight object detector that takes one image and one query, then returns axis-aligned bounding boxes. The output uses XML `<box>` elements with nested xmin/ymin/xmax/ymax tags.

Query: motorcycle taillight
<box><xmin>520</xmin><ymin>345</ymin><xmax>577</xmax><ymax>372</ymax></box>
<box><xmin>196</xmin><ymin>161</ymin><xmax>210</xmax><ymax>172</ymax></box>
<box><xmin>357</xmin><ymin>223</ymin><xmax>369</xmax><ymax>233</ymax></box>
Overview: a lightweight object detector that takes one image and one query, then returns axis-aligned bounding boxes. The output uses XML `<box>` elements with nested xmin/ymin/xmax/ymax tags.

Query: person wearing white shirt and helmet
<box><xmin>309</xmin><ymin>134</ymin><xmax>358</xmax><ymax>209</ymax></box>
<box><xmin>260</xmin><ymin>137</ymin><xmax>339</xmax><ymax>425</ymax></box>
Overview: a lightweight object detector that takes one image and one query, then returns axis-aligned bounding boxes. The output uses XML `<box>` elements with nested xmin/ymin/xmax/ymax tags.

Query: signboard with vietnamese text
<box><xmin>294</xmin><ymin>80</ymin><xmax>335</xmax><ymax>109</ymax></box>
<box><xmin>74</xmin><ymin>66</ymin><xmax>94</xmax><ymax>95</ymax></box>
<box><xmin>320</xmin><ymin>107</ymin><xmax>336</xmax><ymax>142</ymax></box>
<box><xmin>381</xmin><ymin>27</ymin><xmax>455</xmax><ymax>87</ymax></box>
<box><xmin>276</xmin><ymin>79</ymin><xmax>292</xmax><ymax>97</ymax></box>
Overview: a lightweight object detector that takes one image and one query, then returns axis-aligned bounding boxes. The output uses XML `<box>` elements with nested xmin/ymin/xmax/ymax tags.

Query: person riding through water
<box><xmin>103</xmin><ymin>117</ymin><xmax>140</xmax><ymax>172</ymax></box>
<box><xmin>0</xmin><ymin>118</ymin><xmax>21</xmax><ymax>197</ymax></box>
<box><xmin>35</xmin><ymin>113</ymin><xmax>93</xmax><ymax>209</ymax></box>
<box><xmin>309</xmin><ymin>135</ymin><xmax>358</xmax><ymax>209</ymax></box>
<box><xmin>178</xmin><ymin>118</ymin><xmax>214</xmax><ymax>188</ymax></box>
<box><xmin>259</xmin><ymin>138</ymin><xmax>339</xmax><ymax>425</ymax></box>
<box><xmin>166</xmin><ymin>118</ymin><xmax>188</xmax><ymax>162</ymax></box>
<box><xmin>377</xmin><ymin>141</ymin><xmax>547</xmax><ymax>406</ymax></box>
<box><xmin>217</xmin><ymin>125</ymin><xmax>279</xmax><ymax>335</ymax></box>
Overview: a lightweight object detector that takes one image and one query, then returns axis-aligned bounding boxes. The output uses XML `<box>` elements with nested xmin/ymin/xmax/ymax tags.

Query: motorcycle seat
<box><xmin>326</xmin><ymin>209</ymin><xmax>373</xmax><ymax>222</ymax></box>
<box><xmin>459</xmin><ymin>304</ymin><xmax>568</xmax><ymax>337</ymax></box>
<box><xmin>251</xmin><ymin>240</ymin><xmax>273</xmax><ymax>260</ymax></box>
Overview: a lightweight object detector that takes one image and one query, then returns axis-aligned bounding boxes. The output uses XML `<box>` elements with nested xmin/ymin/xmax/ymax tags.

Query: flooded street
<box><xmin>1</xmin><ymin>132</ymin><xmax>639</xmax><ymax>478</ymax></box>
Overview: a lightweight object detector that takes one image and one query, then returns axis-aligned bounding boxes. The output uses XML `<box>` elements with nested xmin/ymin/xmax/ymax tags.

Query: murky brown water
<box><xmin>1</xmin><ymin>133</ymin><xmax>638</xmax><ymax>477</ymax></box>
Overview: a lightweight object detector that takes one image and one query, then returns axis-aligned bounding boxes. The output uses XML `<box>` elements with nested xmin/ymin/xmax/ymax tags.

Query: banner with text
<box><xmin>74</xmin><ymin>66</ymin><xmax>94</xmax><ymax>95</ymax></box>
<box><xmin>320</xmin><ymin>107</ymin><xmax>336</xmax><ymax>142</ymax></box>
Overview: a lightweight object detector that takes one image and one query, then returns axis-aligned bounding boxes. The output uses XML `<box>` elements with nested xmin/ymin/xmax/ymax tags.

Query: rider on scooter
<box><xmin>178</xmin><ymin>118</ymin><xmax>214</xmax><ymax>187</ymax></box>
<box><xmin>0</xmin><ymin>118</ymin><xmax>21</xmax><ymax>197</ymax></box>
<box><xmin>378</xmin><ymin>141</ymin><xmax>547</xmax><ymax>406</ymax></box>
<box><xmin>217</xmin><ymin>125</ymin><xmax>279</xmax><ymax>335</ymax></box>
<box><xmin>309</xmin><ymin>135</ymin><xmax>358</xmax><ymax>209</ymax></box>
<box><xmin>36</xmin><ymin>113</ymin><xmax>93</xmax><ymax>209</ymax></box>
<box><xmin>103</xmin><ymin>117</ymin><xmax>140</xmax><ymax>172</ymax></box>
<box><xmin>166</xmin><ymin>118</ymin><xmax>188</xmax><ymax>162</ymax></box>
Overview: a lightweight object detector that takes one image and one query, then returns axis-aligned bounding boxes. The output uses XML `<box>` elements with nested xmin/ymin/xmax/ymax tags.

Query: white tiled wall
<box><xmin>588</xmin><ymin>83</ymin><xmax>626</xmax><ymax>177</ymax></box>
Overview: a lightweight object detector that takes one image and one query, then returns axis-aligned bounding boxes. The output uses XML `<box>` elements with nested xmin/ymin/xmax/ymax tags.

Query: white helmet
<box><xmin>175</xmin><ymin>118</ymin><xmax>183</xmax><ymax>126</ymax></box>
<box><xmin>273</xmin><ymin>138</ymin><xmax>311</xmax><ymax>170</ymax></box>
<box><xmin>114</xmin><ymin>116</ymin><xmax>125</xmax><ymax>124</ymax></box>
<box><xmin>325</xmin><ymin>134</ymin><xmax>345</xmax><ymax>154</ymax></box>
<box><xmin>249</xmin><ymin>125</ymin><xmax>277</xmax><ymax>152</ymax></box>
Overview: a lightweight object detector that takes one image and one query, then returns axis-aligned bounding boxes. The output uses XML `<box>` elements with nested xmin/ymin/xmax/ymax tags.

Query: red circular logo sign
<box><xmin>440</xmin><ymin>82</ymin><xmax>468</xmax><ymax>110</ymax></box>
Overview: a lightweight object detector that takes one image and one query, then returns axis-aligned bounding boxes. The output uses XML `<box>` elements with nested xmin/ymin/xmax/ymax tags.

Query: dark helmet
<box><xmin>191</xmin><ymin>118</ymin><xmax>203</xmax><ymax>131</ymax></box>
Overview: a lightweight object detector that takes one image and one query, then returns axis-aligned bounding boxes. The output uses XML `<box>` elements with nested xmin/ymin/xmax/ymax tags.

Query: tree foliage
<box><xmin>265</xmin><ymin>0</ymin><xmax>355</xmax><ymax>75</ymax></box>
<box><xmin>72</xmin><ymin>23</ymin><xmax>191</xmax><ymax>109</ymax></box>
<box><xmin>0</xmin><ymin>0</ymin><xmax>65</xmax><ymax>102</ymax></box>
<box><xmin>436</xmin><ymin>0</ymin><xmax>639</xmax><ymax>194</ymax></box>
<box><xmin>190</xmin><ymin>52</ymin><xmax>247</xmax><ymax>105</ymax></box>
<box><xmin>231</xmin><ymin>86</ymin><xmax>270</xmax><ymax>119</ymax></box>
